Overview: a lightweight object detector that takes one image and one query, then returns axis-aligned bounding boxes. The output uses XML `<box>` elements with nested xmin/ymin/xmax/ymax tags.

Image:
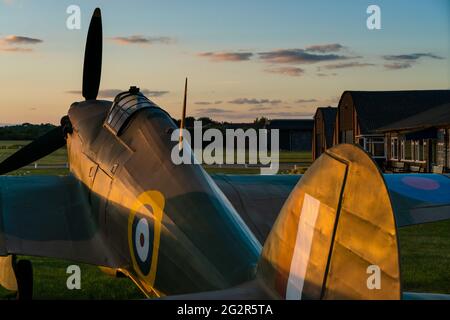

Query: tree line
<box><xmin>0</xmin><ymin>117</ymin><xmax>270</xmax><ymax>140</ymax></box>
<box><xmin>0</xmin><ymin>123</ymin><xmax>57</xmax><ymax>140</ymax></box>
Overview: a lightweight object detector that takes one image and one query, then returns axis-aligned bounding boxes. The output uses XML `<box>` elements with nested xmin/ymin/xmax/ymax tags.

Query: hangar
<box><xmin>312</xmin><ymin>106</ymin><xmax>337</xmax><ymax>160</ymax></box>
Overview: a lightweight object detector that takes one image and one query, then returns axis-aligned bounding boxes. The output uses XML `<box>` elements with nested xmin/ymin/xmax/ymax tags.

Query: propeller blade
<box><xmin>0</xmin><ymin>126</ymin><xmax>66</xmax><ymax>175</ymax></box>
<box><xmin>179</xmin><ymin>77</ymin><xmax>188</xmax><ymax>150</ymax></box>
<box><xmin>82</xmin><ymin>8</ymin><xmax>103</xmax><ymax>100</ymax></box>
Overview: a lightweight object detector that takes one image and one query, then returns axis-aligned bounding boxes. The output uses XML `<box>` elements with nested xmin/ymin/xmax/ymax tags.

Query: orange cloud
<box><xmin>265</xmin><ymin>67</ymin><xmax>305</xmax><ymax>77</ymax></box>
<box><xmin>198</xmin><ymin>51</ymin><xmax>253</xmax><ymax>62</ymax></box>
<box><xmin>0</xmin><ymin>35</ymin><xmax>42</xmax><ymax>53</ymax></box>
<box><xmin>110</xmin><ymin>35</ymin><xmax>174</xmax><ymax>45</ymax></box>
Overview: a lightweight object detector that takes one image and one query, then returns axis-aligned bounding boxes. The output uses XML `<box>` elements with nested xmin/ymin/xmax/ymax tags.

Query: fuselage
<box><xmin>65</xmin><ymin>98</ymin><xmax>261</xmax><ymax>297</ymax></box>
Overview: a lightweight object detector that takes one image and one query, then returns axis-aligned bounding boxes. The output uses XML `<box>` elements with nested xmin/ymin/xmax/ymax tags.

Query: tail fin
<box><xmin>257</xmin><ymin>144</ymin><xmax>401</xmax><ymax>300</ymax></box>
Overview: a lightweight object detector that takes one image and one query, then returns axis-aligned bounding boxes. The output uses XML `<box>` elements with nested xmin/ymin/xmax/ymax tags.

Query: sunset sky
<box><xmin>0</xmin><ymin>0</ymin><xmax>449</xmax><ymax>124</ymax></box>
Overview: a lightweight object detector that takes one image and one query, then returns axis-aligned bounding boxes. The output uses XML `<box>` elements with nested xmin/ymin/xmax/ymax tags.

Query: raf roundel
<box><xmin>131</xmin><ymin>213</ymin><xmax>153</xmax><ymax>276</ymax></box>
<box><xmin>128</xmin><ymin>190</ymin><xmax>165</xmax><ymax>287</ymax></box>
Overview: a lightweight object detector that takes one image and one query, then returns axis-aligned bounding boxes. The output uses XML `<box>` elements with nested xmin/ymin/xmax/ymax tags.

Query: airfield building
<box><xmin>312</xmin><ymin>106</ymin><xmax>337</xmax><ymax>160</ymax></box>
<box><xmin>377</xmin><ymin>103</ymin><xmax>450</xmax><ymax>173</ymax></box>
<box><xmin>267</xmin><ymin>119</ymin><xmax>314</xmax><ymax>151</ymax></box>
<box><xmin>334</xmin><ymin>90</ymin><xmax>450</xmax><ymax>170</ymax></box>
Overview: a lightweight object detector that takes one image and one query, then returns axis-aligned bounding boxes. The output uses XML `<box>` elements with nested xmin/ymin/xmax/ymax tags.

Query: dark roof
<box><xmin>315</xmin><ymin>107</ymin><xmax>337</xmax><ymax>148</ymax></box>
<box><xmin>267</xmin><ymin>119</ymin><xmax>314</xmax><ymax>130</ymax></box>
<box><xmin>377</xmin><ymin>103</ymin><xmax>450</xmax><ymax>132</ymax></box>
<box><xmin>341</xmin><ymin>90</ymin><xmax>450</xmax><ymax>134</ymax></box>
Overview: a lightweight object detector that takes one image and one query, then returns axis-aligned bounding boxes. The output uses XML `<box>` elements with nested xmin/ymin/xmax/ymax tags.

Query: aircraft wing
<box><xmin>212</xmin><ymin>173</ymin><xmax>450</xmax><ymax>244</ymax></box>
<box><xmin>212</xmin><ymin>175</ymin><xmax>299</xmax><ymax>244</ymax></box>
<box><xmin>384</xmin><ymin>174</ymin><xmax>450</xmax><ymax>226</ymax></box>
<box><xmin>0</xmin><ymin>175</ymin><xmax>117</xmax><ymax>267</ymax></box>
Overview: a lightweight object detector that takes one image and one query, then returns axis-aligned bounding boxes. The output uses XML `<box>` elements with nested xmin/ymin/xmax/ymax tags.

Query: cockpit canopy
<box><xmin>105</xmin><ymin>86</ymin><xmax>158</xmax><ymax>135</ymax></box>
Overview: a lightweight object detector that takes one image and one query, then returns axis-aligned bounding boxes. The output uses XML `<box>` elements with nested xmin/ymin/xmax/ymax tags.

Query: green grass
<box><xmin>399</xmin><ymin>219</ymin><xmax>450</xmax><ymax>294</ymax></box>
<box><xmin>0</xmin><ymin>141</ymin><xmax>67</xmax><ymax>165</ymax></box>
<box><xmin>0</xmin><ymin>257</ymin><xmax>144</xmax><ymax>300</ymax></box>
<box><xmin>0</xmin><ymin>140</ymin><xmax>448</xmax><ymax>298</ymax></box>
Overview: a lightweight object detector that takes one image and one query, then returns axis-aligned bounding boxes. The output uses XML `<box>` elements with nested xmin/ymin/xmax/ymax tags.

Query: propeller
<box><xmin>0</xmin><ymin>8</ymin><xmax>102</xmax><ymax>175</ymax></box>
<box><xmin>82</xmin><ymin>8</ymin><xmax>103</xmax><ymax>100</ymax></box>
<box><xmin>179</xmin><ymin>77</ymin><xmax>188</xmax><ymax>150</ymax></box>
<box><xmin>0</xmin><ymin>126</ymin><xmax>66</xmax><ymax>175</ymax></box>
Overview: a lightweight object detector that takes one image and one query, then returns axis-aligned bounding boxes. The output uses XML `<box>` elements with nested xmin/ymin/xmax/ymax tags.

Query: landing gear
<box><xmin>14</xmin><ymin>259</ymin><xmax>33</xmax><ymax>300</ymax></box>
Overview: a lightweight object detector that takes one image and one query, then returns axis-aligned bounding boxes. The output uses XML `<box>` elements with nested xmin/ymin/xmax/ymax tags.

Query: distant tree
<box><xmin>185</xmin><ymin>116</ymin><xmax>196</xmax><ymax>128</ymax></box>
<box><xmin>197</xmin><ymin>117</ymin><xmax>216</xmax><ymax>126</ymax></box>
<box><xmin>254</xmin><ymin>117</ymin><xmax>269</xmax><ymax>128</ymax></box>
<box><xmin>0</xmin><ymin>123</ymin><xmax>57</xmax><ymax>140</ymax></box>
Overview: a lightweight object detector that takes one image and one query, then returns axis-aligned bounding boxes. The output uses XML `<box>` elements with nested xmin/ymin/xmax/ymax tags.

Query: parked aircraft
<box><xmin>0</xmin><ymin>8</ymin><xmax>449</xmax><ymax>300</ymax></box>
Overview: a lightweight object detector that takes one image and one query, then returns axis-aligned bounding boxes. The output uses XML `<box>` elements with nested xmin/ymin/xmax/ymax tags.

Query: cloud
<box><xmin>198</xmin><ymin>51</ymin><xmax>253</xmax><ymax>62</ymax></box>
<box><xmin>248</xmin><ymin>106</ymin><xmax>273</xmax><ymax>111</ymax></box>
<box><xmin>384</xmin><ymin>62</ymin><xmax>413</xmax><ymax>70</ymax></box>
<box><xmin>0</xmin><ymin>47</ymin><xmax>33</xmax><ymax>52</ymax></box>
<box><xmin>195</xmin><ymin>108</ymin><xmax>231</xmax><ymax>114</ymax></box>
<box><xmin>258</xmin><ymin>49</ymin><xmax>350</xmax><ymax>64</ymax></box>
<box><xmin>228</xmin><ymin>98</ymin><xmax>282</xmax><ymax>105</ymax></box>
<box><xmin>0</xmin><ymin>35</ymin><xmax>43</xmax><ymax>53</ymax></box>
<box><xmin>305</xmin><ymin>43</ymin><xmax>345</xmax><ymax>53</ymax></box>
<box><xmin>66</xmin><ymin>89</ymin><xmax>169</xmax><ymax>98</ymax></box>
<box><xmin>383</xmin><ymin>53</ymin><xmax>443</xmax><ymax>61</ymax></box>
<box><xmin>316</xmin><ymin>72</ymin><xmax>337</xmax><ymax>77</ymax></box>
<box><xmin>195</xmin><ymin>101</ymin><xmax>213</xmax><ymax>105</ymax></box>
<box><xmin>295</xmin><ymin>99</ymin><xmax>317</xmax><ymax>103</ymax></box>
<box><xmin>264</xmin><ymin>67</ymin><xmax>305</xmax><ymax>77</ymax></box>
<box><xmin>381</xmin><ymin>52</ymin><xmax>443</xmax><ymax>70</ymax></box>
<box><xmin>110</xmin><ymin>35</ymin><xmax>174</xmax><ymax>45</ymax></box>
<box><xmin>322</xmin><ymin>62</ymin><xmax>376</xmax><ymax>69</ymax></box>
<box><xmin>265</xmin><ymin>111</ymin><xmax>314</xmax><ymax>118</ymax></box>
<box><xmin>195</xmin><ymin>101</ymin><xmax>222</xmax><ymax>105</ymax></box>
<box><xmin>3</xmin><ymin>35</ymin><xmax>43</xmax><ymax>44</ymax></box>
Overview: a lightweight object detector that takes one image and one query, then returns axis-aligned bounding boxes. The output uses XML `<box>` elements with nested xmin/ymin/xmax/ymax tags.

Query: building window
<box><xmin>357</xmin><ymin>137</ymin><xmax>364</xmax><ymax>147</ymax></box>
<box><xmin>414</xmin><ymin>140</ymin><xmax>425</xmax><ymax>162</ymax></box>
<box><xmin>367</xmin><ymin>137</ymin><xmax>385</xmax><ymax>158</ymax></box>
<box><xmin>437</xmin><ymin>129</ymin><xmax>446</xmax><ymax>167</ymax></box>
<box><xmin>391</xmin><ymin>137</ymin><xmax>398</xmax><ymax>160</ymax></box>
<box><xmin>402</xmin><ymin>139</ymin><xmax>413</xmax><ymax>161</ymax></box>
<box><xmin>401</xmin><ymin>138</ymin><xmax>427</xmax><ymax>162</ymax></box>
<box><xmin>400</xmin><ymin>139</ymin><xmax>405</xmax><ymax>160</ymax></box>
<box><xmin>358</xmin><ymin>135</ymin><xmax>385</xmax><ymax>158</ymax></box>
<box><xmin>447</xmin><ymin>129</ymin><xmax>450</xmax><ymax>169</ymax></box>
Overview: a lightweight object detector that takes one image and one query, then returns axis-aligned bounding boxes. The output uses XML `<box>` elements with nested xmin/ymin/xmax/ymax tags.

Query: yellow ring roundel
<box><xmin>128</xmin><ymin>190</ymin><xmax>165</xmax><ymax>288</ymax></box>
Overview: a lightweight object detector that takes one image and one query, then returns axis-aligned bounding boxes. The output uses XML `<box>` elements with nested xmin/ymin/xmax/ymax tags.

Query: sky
<box><xmin>0</xmin><ymin>0</ymin><xmax>449</xmax><ymax>124</ymax></box>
